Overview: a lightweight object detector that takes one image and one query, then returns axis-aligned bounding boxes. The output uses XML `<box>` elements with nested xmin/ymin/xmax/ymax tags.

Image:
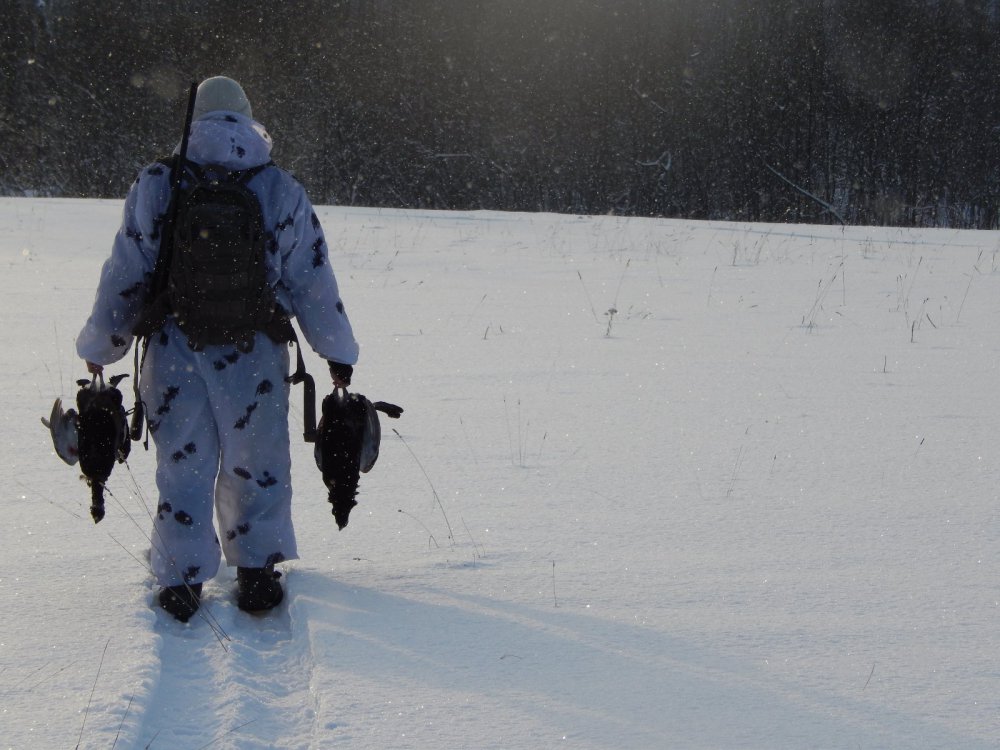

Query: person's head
<box><xmin>192</xmin><ymin>76</ymin><xmax>252</xmax><ymax>120</ymax></box>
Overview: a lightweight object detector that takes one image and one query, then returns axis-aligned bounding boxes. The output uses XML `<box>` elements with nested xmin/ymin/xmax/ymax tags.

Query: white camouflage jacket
<box><xmin>76</xmin><ymin>111</ymin><xmax>359</xmax><ymax>367</ymax></box>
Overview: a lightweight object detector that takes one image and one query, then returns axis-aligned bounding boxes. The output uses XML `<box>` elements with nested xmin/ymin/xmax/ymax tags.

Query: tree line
<box><xmin>2</xmin><ymin>0</ymin><xmax>999</xmax><ymax>227</ymax></box>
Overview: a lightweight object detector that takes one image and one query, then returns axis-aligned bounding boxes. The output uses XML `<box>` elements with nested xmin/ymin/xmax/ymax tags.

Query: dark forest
<box><xmin>2</xmin><ymin>0</ymin><xmax>999</xmax><ymax>227</ymax></box>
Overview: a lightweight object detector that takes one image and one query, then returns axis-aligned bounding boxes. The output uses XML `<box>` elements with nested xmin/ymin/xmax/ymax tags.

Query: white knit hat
<box><xmin>192</xmin><ymin>76</ymin><xmax>252</xmax><ymax>120</ymax></box>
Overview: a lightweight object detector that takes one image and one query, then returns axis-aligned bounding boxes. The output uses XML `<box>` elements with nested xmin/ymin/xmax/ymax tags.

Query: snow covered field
<box><xmin>3</xmin><ymin>197</ymin><xmax>999</xmax><ymax>749</ymax></box>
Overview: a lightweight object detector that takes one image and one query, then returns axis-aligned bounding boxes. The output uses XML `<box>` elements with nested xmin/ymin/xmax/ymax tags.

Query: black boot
<box><xmin>158</xmin><ymin>582</ymin><xmax>203</xmax><ymax>622</ymax></box>
<box><xmin>237</xmin><ymin>566</ymin><xmax>283</xmax><ymax>613</ymax></box>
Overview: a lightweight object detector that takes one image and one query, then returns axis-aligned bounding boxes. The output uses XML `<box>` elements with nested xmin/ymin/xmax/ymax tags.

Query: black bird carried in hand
<box><xmin>314</xmin><ymin>387</ymin><xmax>402</xmax><ymax>530</ymax></box>
<box><xmin>43</xmin><ymin>373</ymin><xmax>132</xmax><ymax>523</ymax></box>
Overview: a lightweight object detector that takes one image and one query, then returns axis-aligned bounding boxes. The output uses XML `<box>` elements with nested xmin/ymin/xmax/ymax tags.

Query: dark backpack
<box><xmin>136</xmin><ymin>158</ymin><xmax>281</xmax><ymax>351</ymax></box>
<box><xmin>170</xmin><ymin>160</ymin><xmax>277</xmax><ymax>350</ymax></box>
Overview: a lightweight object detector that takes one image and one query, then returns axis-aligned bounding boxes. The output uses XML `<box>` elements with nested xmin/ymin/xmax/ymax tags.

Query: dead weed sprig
<box><xmin>803</xmin><ymin>259</ymin><xmax>845</xmax><ymax>331</ymax></box>
<box><xmin>393</xmin><ymin>428</ymin><xmax>454</xmax><ymax>543</ymax></box>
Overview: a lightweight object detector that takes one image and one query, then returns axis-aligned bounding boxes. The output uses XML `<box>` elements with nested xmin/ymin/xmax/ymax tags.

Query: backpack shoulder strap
<box><xmin>231</xmin><ymin>161</ymin><xmax>275</xmax><ymax>185</ymax></box>
<box><xmin>185</xmin><ymin>160</ymin><xmax>274</xmax><ymax>184</ymax></box>
<box><xmin>152</xmin><ymin>155</ymin><xmax>202</xmax><ymax>193</ymax></box>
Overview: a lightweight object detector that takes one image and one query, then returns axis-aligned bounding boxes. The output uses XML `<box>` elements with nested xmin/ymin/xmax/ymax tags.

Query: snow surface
<box><xmin>3</xmin><ymin>197</ymin><xmax>1000</xmax><ymax>749</ymax></box>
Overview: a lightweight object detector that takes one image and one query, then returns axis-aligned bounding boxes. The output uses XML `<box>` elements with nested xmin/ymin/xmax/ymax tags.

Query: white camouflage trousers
<box><xmin>139</xmin><ymin>325</ymin><xmax>298</xmax><ymax>587</ymax></box>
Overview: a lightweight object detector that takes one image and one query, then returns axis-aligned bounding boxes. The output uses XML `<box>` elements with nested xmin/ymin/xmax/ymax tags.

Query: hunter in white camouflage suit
<box><xmin>76</xmin><ymin>77</ymin><xmax>358</xmax><ymax>620</ymax></box>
